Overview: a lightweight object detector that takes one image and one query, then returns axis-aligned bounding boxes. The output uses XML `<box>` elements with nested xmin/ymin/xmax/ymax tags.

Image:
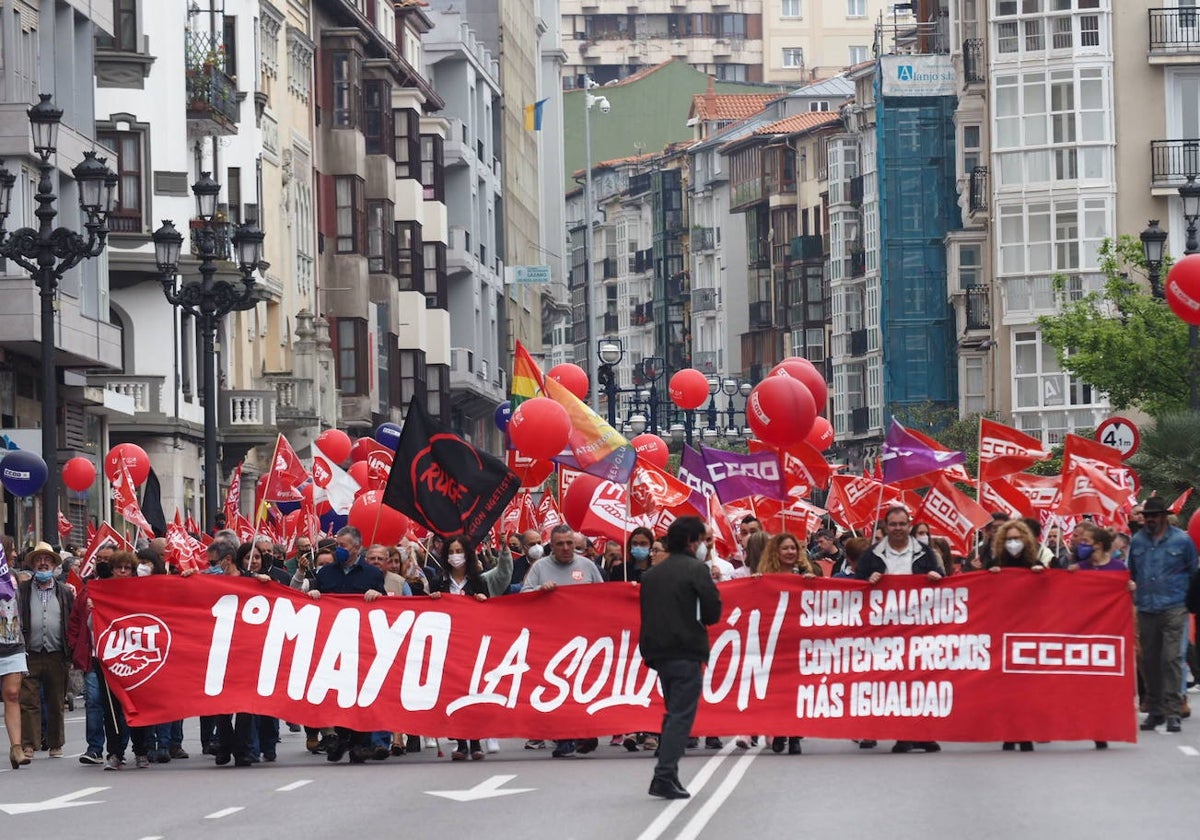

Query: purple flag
<box><xmin>699</xmin><ymin>445</ymin><xmax>787</xmax><ymax>504</ymax></box>
<box><xmin>676</xmin><ymin>445</ymin><xmax>713</xmax><ymax>513</ymax></box>
<box><xmin>0</xmin><ymin>541</ymin><xmax>12</xmax><ymax>601</ymax></box>
<box><xmin>881</xmin><ymin>419</ymin><xmax>966</xmax><ymax>485</ymax></box>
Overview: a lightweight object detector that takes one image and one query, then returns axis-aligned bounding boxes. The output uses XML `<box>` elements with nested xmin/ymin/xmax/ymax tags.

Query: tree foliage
<box><xmin>1038</xmin><ymin>235</ymin><xmax>1189</xmax><ymax>416</ymax></box>
<box><xmin>1128</xmin><ymin>410</ymin><xmax>1200</xmax><ymax>519</ymax></box>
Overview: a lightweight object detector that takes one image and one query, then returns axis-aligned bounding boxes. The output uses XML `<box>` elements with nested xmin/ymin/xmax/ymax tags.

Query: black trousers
<box><xmin>215</xmin><ymin>713</ymin><xmax>253</xmax><ymax>760</ymax></box>
<box><xmin>652</xmin><ymin>659</ymin><xmax>703</xmax><ymax>783</ymax></box>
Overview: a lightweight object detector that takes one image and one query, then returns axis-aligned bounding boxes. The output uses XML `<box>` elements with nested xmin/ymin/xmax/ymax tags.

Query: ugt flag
<box><xmin>382</xmin><ymin>397</ymin><xmax>521</xmax><ymax>545</ymax></box>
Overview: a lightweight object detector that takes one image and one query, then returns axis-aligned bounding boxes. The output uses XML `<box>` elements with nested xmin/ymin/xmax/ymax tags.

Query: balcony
<box><xmin>749</xmin><ymin>300</ymin><xmax>773</xmax><ymax>328</ymax></box>
<box><xmin>965</xmin><ymin>286</ymin><xmax>990</xmax><ymax>331</ymax></box>
<box><xmin>849</xmin><ymin>175</ymin><xmax>864</xmax><ymax>206</ymax></box>
<box><xmin>849</xmin><ymin>329</ymin><xmax>868</xmax><ymax>356</ymax></box>
<box><xmin>630</xmin><ymin>302</ymin><xmax>652</xmax><ymax>326</ymax></box>
<box><xmin>963</xmin><ymin>38</ymin><xmax>985</xmax><ymax>84</ymax></box>
<box><xmin>849</xmin><ymin>248</ymin><xmax>866</xmax><ymax>278</ymax></box>
<box><xmin>263</xmin><ymin>374</ymin><xmax>318</xmax><ymax>426</ymax></box>
<box><xmin>790</xmin><ymin>234</ymin><xmax>824</xmax><ymax>262</ymax></box>
<box><xmin>220</xmin><ymin>389</ymin><xmax>278</xmax><ymax>446</ymax></box>
<box><xmin>190</xmin><ymin>219</ymin><xmax>233</xmax><ymax>260</ymax></box>
<box><xmin>692</xmin><ymin>287</ymin><xmax>717</xmax><ymax>312</ymax></box>
<box><xmin>693</xmin><ymin>350</ymin><xmax>717</xmax><ymax>374</ymax></box>
<box><xmin>603</xmin><ymin>312</ymin><xmax>619</xmax><ymax>331</ymax></box>
<box><xmin>627</xmin><ymin>172</ymin><xmax>652</xmax><ymax>196</ymax></box>
<box><xmin>969</xmin><ymin>166</ymin><xmax>989</xmax><ymax>215</ymax></box>
<box><xmin>602</xmin><ymin>257</ymin><xmax>618</xmax><ymax>279</ymax></box>
<box><xmin>447</xmin><ymin>225</ymin><xmax>478</xmax><ymax>276</ymax></box>
<box><xmin>851</xmin><ymin>406</ymin><xmax>871</xmax><ymax>436</ymax></box>
<box><xmin>97</xmin><ymin>375</ymin><xmax>167</xmax><ymax>415</ymax></box>
<box><xmin>449</xmin><ymin>346</ymin><xmax>504</xmax><ymax>410</ymax></box>
<box><xmin>692</xmin><ymin>227</ymin><xmax>716</xmax><ymax>252</ymax></box>
<box><xmin>1149</xmin><ymin>8</ymin><xmax>1200</xmax><ymax>61</ymax></box>
<box><xmin>185</xmin><ymin>32</ymin><xmax>240</xmax><ymax>136</ymax></box>
<box><xmin>1151</xmin><ymin>139</ymin><xmax>1200</xmax><ymax>189</ymax></box>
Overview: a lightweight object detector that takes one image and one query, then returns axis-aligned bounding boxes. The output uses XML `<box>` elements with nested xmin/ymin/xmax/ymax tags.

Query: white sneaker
<box><xmin>485</xmin><ymin>738</ymin><xmax>500</xmax><ymax>754</ymax></box>
<box><xmin>423</xmin><ymin>737</ymin><xmax>438</xmax><ymax>749</ymax></box>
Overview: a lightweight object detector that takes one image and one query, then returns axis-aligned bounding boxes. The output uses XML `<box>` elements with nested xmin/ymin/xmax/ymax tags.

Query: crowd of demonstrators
<box><xmin>0</xmin><ymin>481</ymin><xmax>1193</xmax><ymax>783</ymax></box>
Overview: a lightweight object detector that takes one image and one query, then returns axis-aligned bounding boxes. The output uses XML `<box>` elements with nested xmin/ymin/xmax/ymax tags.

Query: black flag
<box><xmin>382</xmin><ymin>397</ymin><xmax>520</xmax><ymax>544</ymax></box>
<box><xmin>141</xmin><ymin>467</ymin><xmax>168</xmax><ymax>538</ymax></box>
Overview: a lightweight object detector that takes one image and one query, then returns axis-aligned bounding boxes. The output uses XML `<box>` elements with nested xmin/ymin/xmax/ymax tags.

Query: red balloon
<box><xmin>631</xmin><ymin>433</ymin><xmax>669</xmax><ymax>469</ymax></box>
<box><xmin>350</xmin><ymin>436</ymin><xmax>388</xmax><ymax>463</ymax></box>
<box><xmin>1166</xmin><ymin>254</ymin><xmax>1200</xmax><ymax>326</ymax></box>
<box><xmin>669</xmin><ymin>368</ymin><xmax>710</xmax><ymax>410</ymax></box>
<box><xmin>347</xmin><ymin>489</ymin><xmax>410</xmax><ymax>545</ymax></box>
<box><xmin>316</xmin><ymin>428</ymin><xmax>352</xmax><ymax>463</ymax></box>
<box><xmin>805</xmin><ymin>416</ymin><xmax>834</xmax><ymax>452</ymax></box>
<box><xmin>547</xmin><ymin>363</ymin><xmax>590</xmax><ymax>401</ymax></box>
<box><xmin>747</xmin><ymin>376</ymin><xmax>816</xmax><ymax>448</ymax></box>
<box><xmin>509</xmin><ymin>397</ymin><xmax>571</xmax><ymax>461</ymax></box>
<box><xmin>347</xmin><ymin>461</ymin><xmax>371</xmax><ymax>489</ymax></box>
<box><xmin>560</xmin><ymin>473</ymin><xmax>605</xmax><ymax>531</ymax></box>
<box><xmin>104</xmin><ymin>443</ymin><xmax>150</xmax><ymax>486</ymax></box>
<box><xmin>770</xmin><ymin>357</ymin><xmax>829</xmax><ymax>416</ymax></box>
<box><xmin>1188</xmin><ymin>508</ymin><xmax>1200</xmax><ymax>547</ymax></box>
<box><xmin>62</xmin><ymin>457</ymin><xmax>97</xmax><ymax>492</ymax></box>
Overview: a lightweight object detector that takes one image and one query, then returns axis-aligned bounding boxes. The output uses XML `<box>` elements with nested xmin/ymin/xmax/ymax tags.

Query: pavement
<box><xmin>1</xmin><ymin>711</ymin><xmax>1197</xmax><ymax>839</ymax></box>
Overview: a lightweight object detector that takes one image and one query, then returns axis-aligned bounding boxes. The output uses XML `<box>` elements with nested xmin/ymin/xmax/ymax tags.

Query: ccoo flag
<box><xmin>382</xmin><ymin>396</ymin><xmax>521</xmax><ymax>544</ymax></box>
<box><xmin>881</xmin><ymin>419</ymin><xmax>966</xmax><ymax>486</ymax></box>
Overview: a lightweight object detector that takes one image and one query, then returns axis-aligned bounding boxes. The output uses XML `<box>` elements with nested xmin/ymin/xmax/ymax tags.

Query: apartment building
<box><xmin>762</xmin><ymin>0</ymin><xmax>895</xmax><ymax>84</ymax></box>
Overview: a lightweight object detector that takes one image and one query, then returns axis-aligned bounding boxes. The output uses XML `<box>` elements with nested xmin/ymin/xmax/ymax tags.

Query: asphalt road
<box><xmin>1</xmin><ymin>710</ymin><xmax>1196</xmax><ymax>839</ymax></box>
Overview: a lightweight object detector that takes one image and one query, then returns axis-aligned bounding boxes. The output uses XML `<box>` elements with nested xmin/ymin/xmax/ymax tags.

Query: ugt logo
<box><xmin>97</xmin><ymin>613</ymin><xmax>171</xmax><ymax>690</ymax></box>
<box><xmin>898</xmin><ymin>65</ymin><xmax>915</xmax><ymax>81</ymax></box>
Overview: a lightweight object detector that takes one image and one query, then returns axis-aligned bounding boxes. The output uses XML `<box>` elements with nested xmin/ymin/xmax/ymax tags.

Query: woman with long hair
<box><xmin>0</xmin><ymin>553</ymin><xmax>26</xmax><ymax>769</ymax></box>
<box><xmin>429</xmin><ymin>536</ymin><xmax>488</xmax><ymax>761</ymax></box>
<box><xmin>758</xmin><ymin>532</ymin><xmax>822</xmax><ymax>577</ymax></box>
<box><xmin>988</xmin><ymin>519</ymin><xmax>1044</xmax><ymax>751</ymax></box>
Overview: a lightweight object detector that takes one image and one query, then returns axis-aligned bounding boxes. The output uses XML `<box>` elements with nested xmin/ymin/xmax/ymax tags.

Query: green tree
<box><xmin>1128</xmin><ymin>410</ymin><xmax>1200</xmax><ymax>519</ymax></box>
<box><xmin>1038</xmin><ymin>235</ymin><xmax>1188</xmax><ymax>416</ymax></box>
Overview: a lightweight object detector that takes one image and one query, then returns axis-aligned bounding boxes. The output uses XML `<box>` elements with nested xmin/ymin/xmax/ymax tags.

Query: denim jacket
<box><xmin>1128</xmin><ymin>525</ymin><xmax>1198</xmax><ymax>612</ymax></box>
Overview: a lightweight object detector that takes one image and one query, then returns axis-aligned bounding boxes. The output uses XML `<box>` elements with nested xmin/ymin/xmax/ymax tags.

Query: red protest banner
<box><xmin>89</xmin><ymin>572</ymin><xmax>1135</xmax><ymax>744</ymax></box>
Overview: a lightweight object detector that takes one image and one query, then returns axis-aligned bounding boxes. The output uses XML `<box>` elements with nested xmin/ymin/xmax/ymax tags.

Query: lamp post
<box><xmin>152</xmin><ymin>172</ymin><xmax>263</xmax><ymax>530</ymax></box>
<box><xmin>1140</xmin><ymin>219</ymin><xmax>1168</xmax><ymax>300</ymax></box>
<box><xmin>582</xmin><ymin>79</ymin><xmax>610</xmax><ymax>411</ymax></box>
<box><xmin>1180</xmin><ymin>175</ymin><xmax>1200</xmax><ymax>409</ymax></box>
<box><xmin>597</xmin><ymin>337</ymin><xmax>623</xmax><ymax>427</ymax></box>
<box><xmin>642</xmin><ymin>356</ymin><xmax>664</xmax><ymax>437</ymax></box>
<box><xmin>704</xmin><ymin>375</ymin><xmax>720</xmax><ymax>432</ymax></box>
<box><xmin>0</xmin><ymin>94</ymin><xmax>117</xmax><ymax>545</ymax></box>
<box><xmin>723</xmin><ymin>377</ymin><xmax>753</xmax><ymax>441</ymax></box>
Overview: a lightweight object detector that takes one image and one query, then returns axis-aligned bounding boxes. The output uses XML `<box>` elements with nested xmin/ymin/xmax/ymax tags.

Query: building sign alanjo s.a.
<box><xmin>880</xmin><ymin>55</ymin><xmax>957</xmax><ymax>97</ymax></box>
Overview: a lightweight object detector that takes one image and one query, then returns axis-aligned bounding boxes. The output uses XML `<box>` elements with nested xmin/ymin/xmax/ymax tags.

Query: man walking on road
<box><xmin>639</xmin><ymin>516</ymin><xmax>722</xmax><ymax>800</ymax></box>
<box><xmin>1129</xmin><ymin>495</ymin><xmax>1197</xmax><ymax>733</ymax></box>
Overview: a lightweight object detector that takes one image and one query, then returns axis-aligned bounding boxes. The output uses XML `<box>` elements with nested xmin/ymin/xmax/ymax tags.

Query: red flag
<box><xmin>873</xmin><ymin>459</ymin><xmax>883</xmax><ymax>482</ymax></box>
<box><xmin>1168</xmin><ymin>488</ymin><xmax>1193</xmax><ymax>515</ymax></box>
<box><xmin>1007</xmin><ymin>473</ymin><xmax>1062</xmax><ymax>517</ymax></box>
<box><xmin>978</xmin><ymin>419</ymin><xmax>1052</xmax><ymax>482</ymax></box>
<box><xmin>630</xmin><ymin>456</ymin><xmax>698</xmax><ymax>518</ymax></box>
<box><xmin>1061</xmin><ymin>433</ymin><xmax>1124</xmax><ymax>470</ymax></box>
<box><xmin>80</xmin><ymin>523</ymin><xmax>132</xmax><ymax>578</ymax></box>
<box><xmin>749</xmin><ymin>439</ymin><xmax>832</xmax><ymax>493</ymax></box>
<box><xmin>536</xmin><ymin>492</ymin><xmax>563</xmax><ymax>539</ymax></box>
<box><xmin>507</xmin><ymin>450</ymin><xmax>554</xmax><ymax>489</ymax></box>
<box><xmin>112</xmin><ymin>458</ymin><xmax>155</xmax><ymax>538</ymax></box>
<box><xmin>979</xmin><ymin>478</ymin><xmax>1035</xmax><ymax>519</ymax></box>
<box><xmin>231</xmin><ymin>511</ymin><xmax>255</xmax><ymax>544</ymax></box>
<box><xmin>707</xmin><ymin>492</ymin><xmax>738</xmax><ymax>559</ymax></box>
<box><xmin>1056</xmin><ymin>459</ymin><xmax>1135</xmax><ymax>518</ymax></box>
<box><xmin>300</xmin><ymin>483</ymin><xmax>321</xmax><ymax>545</ymax></box>
<box><xmin>185</xmin><ymin>513</ymin><xmax>200</xmax><ymax>535</ymax></box>
<box><xmin>86</xmin><ymin>521</ymin><xmax>97</xmax><ymax>545</ymax></box>
<box><xmin>165</xmin><ymin>520</ymin><xmax>209</xmax><ymax>573</ymax></box>
<box><xmin>57</xmin><ymin>510</ymin><xmax>73</xmax><ymax>540</ymax></box>
<box><xmin>65</xmin><ymin>567</ymin><xmax>84</xmax><ymax>598</ymax></box>
<box><xmin>827</xmin><ymin>475</ymin><xmax>884</xmax><ymax>532</ymax></box>
<box><xmin>224</xmin><ymin>461</ymin><xmax>243</xmax><ymax>522</ymax></box>
<box><xmin>755</xmin><ymin>496</ymin><xmax>827</xmax><ymax>538</ymax></box>
<box><xmin>917</xmin><ymin>474</ymin><xmax>993</xmax><ymax>557</ymax></box>
<box><xmin>260</xmin><ymin>435</ymin><xmax>309</xmax><ymax>504</ymax></box>
<box><xmin>500</xmin><ymin>493</ymin><xmax>525</xmax><ymax>536</ymax></box>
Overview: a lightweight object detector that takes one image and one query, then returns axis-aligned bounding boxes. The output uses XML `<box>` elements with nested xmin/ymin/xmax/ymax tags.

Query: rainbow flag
<box><xmin>543</xmin><ymin>375</ymin><xmax>636</xmax><ymax>484</ymax></box>
<box><xmin>510</xmin><ymin>340</ymin><xmax>544</xmax><ymax>410</ymax></box>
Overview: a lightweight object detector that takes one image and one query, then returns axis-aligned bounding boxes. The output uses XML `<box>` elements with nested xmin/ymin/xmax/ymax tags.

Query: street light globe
<box><xmin>726</xmin><ymin>425</ymin><xmax>741</xmax><ymax>440</ymax></box>
<box><xmin>740</xmin><ymin>382</ymin><xmax>753</xmax><ymax>397</ymax></box>
<box><xmin>669</xmin><ymin>422</ymin><xmax>685</xmax><ymax>442</ymax></box>
<box><xmin>702</xmin><ymin>428</ymin><xmax>719</xmax><ymax>442</ymax></box>
<box><xmin>598</xmin><ymin>341</ymin><xmax>622</xmax><ymax>366</ymax></box>
<box><xmin>630</xmin><ymin>413</ymin><xmax>647</xmax><ymax>434</ymax></box>
<box><xmin>722</xmin><ymin>377</ymin><xmax>738</xmax><ymax>397</ymax></box>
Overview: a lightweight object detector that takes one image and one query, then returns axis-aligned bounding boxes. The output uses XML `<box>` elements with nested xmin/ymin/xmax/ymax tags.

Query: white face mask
<box><xmin>136</xmin><ymin>564</ymin><xmax>153</xmax><ymax>577</ymax></box>
<box><xmin>695</xmin><ymin>542</ymin><xmax>709</xmax><ymax>563</ymax></box>
<box><xmin>916</xmin><ymin>535</ymin><xmax>929</xmax><ymax>546</ymax></box>
<box><xmin>1004</xmin><ymin>538</ymin><xmax>1025</xmax><ymax>557</ymax></box>
<box><xmin>527</xmin><ymin>544</ymin><xmax>544</xmax><ymax>561</ymax></box>
<box><xmin>447</xmin><ymin>553</ymin><xmax>467</xmax><ymax>569</ymax></box>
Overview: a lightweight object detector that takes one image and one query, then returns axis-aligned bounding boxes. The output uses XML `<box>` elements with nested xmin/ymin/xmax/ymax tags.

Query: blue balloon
<box><xmin>374</xmin><ymin>422</ymin><xmax>403</xmax><ymax>451</ymax></box>
<box><xmin>495</xmin><ymin>400</ymin><xmax>512</xmax><ymax>433</ymax></box>
<box><xmin>0</xmin><ymin>449</ymin><xmax>48</xmax><ymax>497</ymax></box>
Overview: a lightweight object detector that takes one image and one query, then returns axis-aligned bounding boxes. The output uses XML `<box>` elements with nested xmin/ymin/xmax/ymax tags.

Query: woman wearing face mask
<box><xmin>429</xmin><ymin>537</ymin><xmax>489</xmax><ymax>761</ymax></box>
<box><xmin>988</xmin><ymin>519</ymin><xmax>1044</xmax><ymax>752</ymax></box>
<box><xmin>617</xmin><ymin>528</ymin><xmax>655</xmax><ymax>584</ymax></box>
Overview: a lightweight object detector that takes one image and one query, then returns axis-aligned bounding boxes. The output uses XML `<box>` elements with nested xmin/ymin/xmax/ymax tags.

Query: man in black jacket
<box><xmin>639</xmin><ymin>516</ymin><xmax>722</xmax><ymax>800</ymax></box>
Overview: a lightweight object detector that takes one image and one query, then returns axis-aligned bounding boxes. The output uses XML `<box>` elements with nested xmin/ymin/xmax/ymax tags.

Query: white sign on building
<box><xmin>880</xmin><ymin>55</ymin><xmax>957</xmax><ymax>97</ymax></box>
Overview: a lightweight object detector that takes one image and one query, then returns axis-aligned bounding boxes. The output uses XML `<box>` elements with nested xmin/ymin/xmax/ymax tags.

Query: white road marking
<box><xmin>204</xmin><ymin>807</ymin><xmax>245</xmax><ymax>820</ymax></box>
<box><xmin>674</xmin><ymin>746</ymin><xmax>761</xmax><ymax>840</ymax></box>
<box><xmin>635</xmin><ymin>742</ymin><xmax>737</xmax><ymax>840</ymax></box>
<box><xmin>275</xmin><ymin>779</ymin><xmax>314</xmax><ymax>792</ymax></box>
<box><xmin>136</xmin><ymin>836</ymin><xmax>165</xmax><ymax>839</ymax></box>
<box><xmin>425</xmin><ymin>774</ymin><xmax>535</xmax><ymax>802</ymax></box>
<box><xmin>0</xmin><ymin>787</ymin><xmax>111</xmax><ymax>815</ymax></box>
<box><xmin>1178</xmin><ymin>745</ymin><xmax>1199</xmax><ymax>757</ymax></box>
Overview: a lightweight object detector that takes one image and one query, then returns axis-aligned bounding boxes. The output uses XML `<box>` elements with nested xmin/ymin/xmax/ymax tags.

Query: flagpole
<box><xmin>623</xmin><ymin>477</ymin><xmax>632</xmax><ymax>582</ymax></box>
<box><xmin>976</xmin><ymin>415</ymin><xmax>983</xmax><ymax>503</ymax></box>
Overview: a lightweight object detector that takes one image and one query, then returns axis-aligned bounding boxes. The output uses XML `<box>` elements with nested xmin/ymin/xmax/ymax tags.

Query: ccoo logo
<box><xmin>97</xmin><ymin>613</ymin><xmax>172</xmax><ymax>690</ymax></box>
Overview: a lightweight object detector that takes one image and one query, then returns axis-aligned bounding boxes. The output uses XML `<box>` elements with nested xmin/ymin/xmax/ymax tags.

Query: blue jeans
<box><xmin>82</xmin><ymin>669</ymin><xmax>105</xmax><ymax>755</ymax></box>
<box><xmin>370</xmin><ymin>731</ymin><xmax>392</xmax><ymax>748</ymax></box>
